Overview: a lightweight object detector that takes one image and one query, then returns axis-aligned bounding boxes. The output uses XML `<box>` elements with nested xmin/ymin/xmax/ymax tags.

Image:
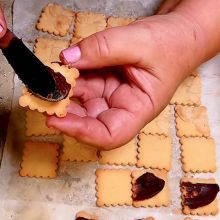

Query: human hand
<box><xmin>0</xmin><ymin>6</ymin><xmax>6</xmax><ymax>38</ymax></box>
<box><xmin>47</xmin><ymin>8</ymin><xmax>208</xmax><ymax>150</ymax></box>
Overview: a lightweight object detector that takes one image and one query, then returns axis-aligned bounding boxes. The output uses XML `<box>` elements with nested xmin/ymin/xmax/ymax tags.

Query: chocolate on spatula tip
<box><xmin>0</xmin><ymin>29</ymin><xmax>71</xmax><ymax>102</ymax></box>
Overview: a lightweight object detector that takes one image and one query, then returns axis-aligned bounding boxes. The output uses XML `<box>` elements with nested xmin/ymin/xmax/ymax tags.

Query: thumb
<box><xmin>60</xmin><ymin>25</ymin><xmax>142</xmax><ymax>69</ymax></box>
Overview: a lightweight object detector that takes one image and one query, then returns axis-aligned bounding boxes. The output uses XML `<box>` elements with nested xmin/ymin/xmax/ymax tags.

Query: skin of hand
<box><xmin>0</xmin><ymin>6</ymin><xmax>6</xmax><ymax>38</ymax></box>
<box><xmin>47</xmin><ymin>0</ymin><xmax>220</xmax><ymax>150</ymax></box>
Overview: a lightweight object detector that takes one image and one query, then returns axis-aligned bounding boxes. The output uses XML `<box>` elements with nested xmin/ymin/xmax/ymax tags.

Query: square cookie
<box><xmin>170</xmin><ymin>76</ymin><xmax>201</xmax><ymax>106</ymax></box>
<box><xmin>181</xmin><ymin>177</ymin><xmax>219</xmax><ymax>215</ymax></box>
<box><xmin>98</xmin><ymin>138</ymin><xmax>137</xmax><ymax>166</ymax></box>
<box><xmin>34</xmin><ymin>37</ymin><xmax>69</xmax><ymax>63</ymax></box>
<box><xmin>19</xmin><ymin>63</ymin><xmax>79</xmax><ymax>117</ymax></box>
<box><xmin>96</xmin><ymin>169</ymin><xmax>132</xmax><ymax>206</ymax></box>
<box><xmin>20</xmin><ymin>141</ymin><xmax>59</xmax><ymax>178</ymax></box>
<box><xmin>107</xmin><ymin>16</ymin><xmax>135</xmax><ymax>28</ymax></box>
<box><xmin>36</xmin><ymin>3</ymin><xmax>74</xmax><ymax>36</ymax></box>
<box><xmin>180</xmin><ymin>137</ymin><xmax>216</xmax><ymax>173</ymax></box>
<box><xmin>141</xmin><ymin>105</ymin><xmax>170</xmax><ymax>136</ymax></box>
<box><xmin>132</xmin><ymin>169</ymin><xmax>169</xmax><ymax>207</ymax></box>
<box><xmin>74</xmin><ymin>12</ymin><xmax>107</xmax><ymax>38</ymax></box>
<box><xmin>175</xmin><ymin>105</ymin><xmax>210</xmax><ymax>137</ymax></box>
<box><xmin>25</xmin><ymin>110</ymin><xmax>60</xmax><ymax>136</ymax></box>
<box><xmin>137</xmin><ymin>133</ymin><xmax>172</xmax><ymax>171</ymax></box>
<box><xmin>62</xmin><ymin>135</ymin><xmax>98</xmax><ymax>162</ymax></box>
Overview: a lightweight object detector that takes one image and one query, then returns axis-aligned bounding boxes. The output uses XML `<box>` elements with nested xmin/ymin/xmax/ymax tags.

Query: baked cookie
<box><xmin>141</xmin><ymin>105</ymin><xmax>170</xmax><ymax>136</ymax></box>
<box><xmin>99</xmin><ymin>138</ymin><xmax>137</xmax><ymax>166</ymax></box>
<box><xmin>132</xmin><ymin>169</ymin><xmax>169</xmax><ymax>207</ymax></box>
<box><xmin>137</xmin><ymin>133</ymin><xmax>172</xmax><ymax>171</ymax></box>
<box><xmin>175</xmin><ymin>105</ymin><xmax>210</xmax><ymax>137</ymax></box>
<box><xmin>170</xmin><ymin>76</ymin><xmax>201</xmax><ymax>106</ymax></box>
<box><xmin>19</xmin><ymin>63</ymin><xmax>79</xmax><ymax>117</ymax></box>
<box><xmin>107</xmin><ymin>16</ymin><xmax>135</xmax><ymax>28</ymax></box>
<box><xmin>180</xmin><ymin>137</ymin><xmax>216</xmax><ymax>173</ymax></box>
<box><xmin>181</xmin><ymin>177</ymin><xmax>219</xmax><ymax>215</ymax></box>
<box><xmin>20</xmin><ymin>141</ymin><xmax>59</xmax><ymax>178</ymax></box>
<box><xmin>36</xmin><ymin>3</ymin><xmax>74</xmax><ymax>36</ymax></box>
<box><xmin>25</xmin><ymin>110</ymin><xmax>60</xmax><ymax>136</ymax></box>
<box><xmin>96</xmin><ymin>169</ymin><xmax>132</xmax><ymax>206</ymax></box>
<box><xmin>74</xmin><ymin>12</ymin><xmax>106</xmax><ymax>38</ymax></box>
<box><xmin>34</xmin><ymin>37</ymin><xmax>69</xmax><ymax>63</ymax></box>
<box><xmin>62</xmin><ymin>135</ymin><xmax>98</xmax><ymax>162</ymax></box>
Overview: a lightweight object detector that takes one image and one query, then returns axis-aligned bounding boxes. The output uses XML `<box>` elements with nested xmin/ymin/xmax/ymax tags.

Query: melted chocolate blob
<box><xmin>181</xmin><ymin>181</ymin><xmax>220</xmax><ymax>209</ymax></box>
<box><xmin>132</xmin><ymin>172</ymin><xmax>165</xmax><ymax>201</ymax></box>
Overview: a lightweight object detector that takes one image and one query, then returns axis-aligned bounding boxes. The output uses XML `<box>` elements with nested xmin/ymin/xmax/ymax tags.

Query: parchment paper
<box><xmin>0</xmin><ymin>0</ymin><xmax>219</xmax><ymax>219</ymax></box>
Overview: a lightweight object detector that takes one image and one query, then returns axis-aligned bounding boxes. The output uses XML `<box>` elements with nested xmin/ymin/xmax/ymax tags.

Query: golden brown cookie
<box><xmin>19</xmin><ymin>63</ymin><xmax>79</xmax><ymax>117</ymax></box>
<box><xmin>137</xmin><ymin>133</ymin><xmax>172</xmax><ymax>171</ymax></box>
<box><xmin>96</xmin><ymin>169</ymin><xmax>132</xmax><ymax>207</ymax></box>
<box><xmin>25</xmin><ymin>110</ymin><xmax>60</xmax><ymax>136</ymax></box>
<box><xmin>36</xmin><ymin>3</ymin><xmax>74</xmax><ymax>36</ymax></box>
<box><xmin>34</xmin><ymin>37</ymin><xmax>69</xmax><ymax>63</ymax></box>
<box><xmin>98</xmin><ymin>138</ymin><xmax>137</xmax><ymax>166</ymax></box>
<box><xmin>180</xmin><ymin>137</ymin><xmax>216</xmax><ymax>173</ymax></box>
<box><xmin>74</xmin><ymin>12</ymin><xmax>107</xmax><ymax>38</ymax></box>
<box><xmin>181</xmin><ymin>177</ymin><xmax>219</xmax><ymax>215</ymax></box>
<box><xmin>170</xmin><ymin>76</ymin><xmax>201</xmax><ymax>106</ymax></box>
<box><xmin>132</xmin><ymin>169</ymin><xmax>169</xmax><ymax>207</ymax></box>
<box><xmin>20</xmin><ymin>141</ymin><xmax>59</xmax><ymax>178</ymax></box>
<box><xmin>62</xmin><ymin>135</ymin><xmax>98</xmax><ymax>162</ymax></box>
<box><xmin>141</xmin><ymin>105</ymin><xmax>170</xmax><ymax>136</ymax></box>
<box><xmin>107</xmin><ymin>16</ymin><xmax>135</xmax><ymax>28</ymax></box>
<box><xmin>175</xmin><ymin>105</ymin><xmax>210</xmax><ymax>137</ymax></box>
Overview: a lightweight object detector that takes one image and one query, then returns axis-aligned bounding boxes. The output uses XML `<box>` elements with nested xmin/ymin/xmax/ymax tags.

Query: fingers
<box><xmin>66</xmin><ymin>101</ymin><xmax>87</xmax><ymax>117</ymax></box>
<box><xmin>72</xmin><ymin>72</ymin><xmax>105</xmax><ymax>102</ymax></box>
<box><xmin>83</xmin><ymin>98</ymin><xmax>108</xmax><ymax>118</ymax></box>
<box><xmin>0</xmin><ymin>6</ymin><xmax>6</xmax><ymax>38</ymax></box>
<box><xmin>60</xmin><ymin>25</ymin><xmax>142</xmax><ymax>69</ymax></box>
<box><xmin>46</xmin><ymin>108</ymin><xmax>140</xmax><ymax>150</ymax></box>
<box><xmin>156</xmin><ymin>0</ymin><xmax>181</xmax><ymax>15</ymax></box>
<box><xmin>67</xmin><ymin>98</ymin><xmax>109</xmax><ymax>118</ymax></box>
<box><xmin>46</xmin><ymin>114</ymin><xmax>114</xmax><ymax>149</ymax></box>
<box><xmin>71</xmin><ymin>68</ymin><xmax>121</xmax><ymax>103</ymax></box>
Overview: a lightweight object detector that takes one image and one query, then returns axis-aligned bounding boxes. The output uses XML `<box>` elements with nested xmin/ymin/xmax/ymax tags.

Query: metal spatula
<box><xmin>0</xmin><ymin>29</ymin><xmax>71</xmax><ymax>102</ymax></box>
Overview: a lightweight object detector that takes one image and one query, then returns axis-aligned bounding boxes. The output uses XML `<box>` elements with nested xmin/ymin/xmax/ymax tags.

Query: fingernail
<box><xmin>60</xmin><ymin>46</ymin><xmax>81</xmax><ymax>64</ymax></box>
<box><xmin>0</xmin><ymin>25</ymin><xmax>3</xmax><ymax>33</ymax></box>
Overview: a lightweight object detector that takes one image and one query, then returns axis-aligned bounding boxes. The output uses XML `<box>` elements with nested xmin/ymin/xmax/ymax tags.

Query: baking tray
<box><xmin>0</xmin><ymin>0</ymin><xmax>219</xmax><ymax>219</ymax></box>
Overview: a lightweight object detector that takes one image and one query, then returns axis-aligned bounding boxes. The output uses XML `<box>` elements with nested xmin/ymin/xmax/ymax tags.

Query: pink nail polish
<box><xmin>61</xmin><ymin>46</ymin><xmax>81</xmax><ymax>64</ymax></box>
<box><xmin>0</xmin><ymin>25</ymin><xmax>3</xmax><ymax>33</ymax></box>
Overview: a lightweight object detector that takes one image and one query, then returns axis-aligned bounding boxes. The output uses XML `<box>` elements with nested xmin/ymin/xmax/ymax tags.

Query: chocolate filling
<box><xmin>181</xmin><ymin>181</ymin><xmax>219</xmax><ymax>209</ymax></box>
<box><xmin>37</xmin><ymin>66</ymin><xmax>71</xmax><ymax>102</ymax></box>
<box><xmin>132</xmin><ymin>172</ymin><xmax>165</xmax><ymax>201</ymax></box>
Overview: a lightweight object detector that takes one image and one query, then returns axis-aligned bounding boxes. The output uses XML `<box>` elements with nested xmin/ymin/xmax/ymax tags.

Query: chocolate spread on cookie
<box><xmin>181</xmin><ymin>181</ymin><xmax>220</xmax><ymax>209</ymax></box>
<box><xmin>42</xmin><ymin>66</ymin><xmax>71</xmax><ymax>101</ymax></box>
<box><xmin>132</xmin><ymin>172</ymin><xmax>165</xmax><ymax>201</ymax></box>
